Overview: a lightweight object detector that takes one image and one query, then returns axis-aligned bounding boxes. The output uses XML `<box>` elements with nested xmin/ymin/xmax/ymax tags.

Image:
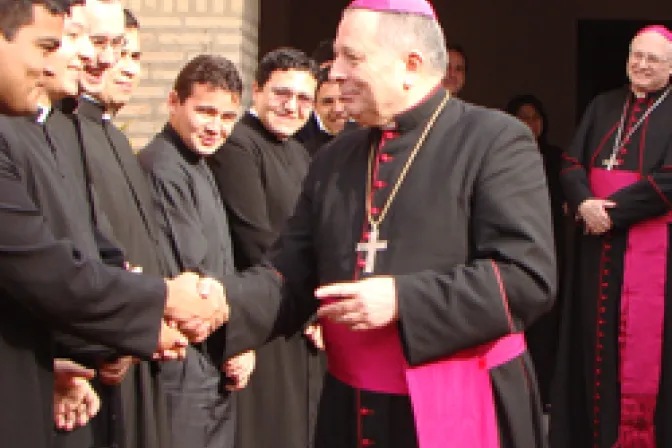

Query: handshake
<box><xmin>155</xmin><ymin>272</ymin><xmax>230</xmax><ymax>360</ymax></box>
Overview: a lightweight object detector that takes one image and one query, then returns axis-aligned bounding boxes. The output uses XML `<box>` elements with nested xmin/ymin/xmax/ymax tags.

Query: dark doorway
<box><xmin>576</xmin><ymin>20</ymin><xmax>672</xmax><ymax>122</ymax></box>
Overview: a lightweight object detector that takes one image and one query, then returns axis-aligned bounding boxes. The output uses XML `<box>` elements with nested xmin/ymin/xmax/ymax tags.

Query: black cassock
<box><xmin>71</xmin><ymin>97</ymin><xmax>171</xmax><ymax>448</ymax></box>
<box><xmin>0</xmin><ymin>113</ymin><xmax>165</xmax><ymax>448</ymax></box>
<box><xmin>208</xmin><ymin>112</ymin><xmax>325</xmax><ymax>448</ymax></box>
<box><xmin>551</xmin><ymin>86</ymin><xmax>672</xmax><ymax>447</ymax></box>
<box><xmin>138</xmin><ymin>124</ymin><xmax>236</xmax><ymax>448</ymax></box>
<box><xmin>220</xmin><ymin>90</ymin><xmax>555</xmax><ymax>447</ymax></box>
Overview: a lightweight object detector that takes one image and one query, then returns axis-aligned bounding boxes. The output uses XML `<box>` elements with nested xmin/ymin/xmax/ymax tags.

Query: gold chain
<box><xmin>365</xmin><ymin>94</ymin><xmax>450</xmax><ymax>229</ymax></box>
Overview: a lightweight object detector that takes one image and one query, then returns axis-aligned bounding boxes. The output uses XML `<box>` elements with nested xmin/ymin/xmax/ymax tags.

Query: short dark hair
<box><xmin>316</xmin><ymin>65</ymin><xmax>331</xmax><ymax>91</ymax></box>
<box><xmin>447</xmin><ymin>43</ymin><xmax>468</xmax><ymax>72</ymax></box>
<box><xmin>173</xmin><ymin>54</ymin><xmax>243</xmax><ymax>102</ymax></box>
<box><xmin>255</xmin><ymin>47</ymin><xmax>318</xmax><ymax>88</ymax></box>
<box><xmin>0</xmin><ymin>0</ymin><xmax>66</xmax><ymax>40</ymax></box>
<box><xmin>124</xmin><ymin>8</ymin><xmax>139</xmax><ymax>29</ymax></box>
<box><xmin>311</xmin><ymin>39</ymin><xmax>334</xmax><ymax>66</ymax></box>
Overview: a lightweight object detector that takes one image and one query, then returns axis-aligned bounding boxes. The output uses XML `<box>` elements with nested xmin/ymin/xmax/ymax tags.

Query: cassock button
<box><xmin>357</xmin><ymin>259</ymin><xmax>367</xmax><ymax>268</ymax></box>
<box><xmin>361</xmin><ymin>439</ymin><xmax>375</xmax><ymax>447</ymax></box>
<box><xmin>373</xmin><ymin>180</ymin><xmax>387</xmax><ymax>189</ymax></box>
<box><xmin>379</xmin><ymin>153</ymin><xmax>393</xmax><ymax>163</ymax></box>
<box><xmin>371</xmin><ymin>207</ymin><xmax>381</xmax><ymax>215</ymax></box>
<box><xmin>360</xmin><ymin>407</ymin><xmax>374</xmax><ymax>416</ymax></box>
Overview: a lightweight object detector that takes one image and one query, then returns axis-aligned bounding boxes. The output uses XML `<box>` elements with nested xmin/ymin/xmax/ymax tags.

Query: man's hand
<box><xmin>154</xmin><ymin>321</ymin><xmax>188</xmax><ymax>361</ymax></box>
<box><xmin>222</xmin><ymin>351</ymin><xmax>256</xmax><ymax>391</ymax></box>
<box><xmin>578</xmin><ymin>198</ymin><xmax>616</xmax><ymax>235</ymax></box>
<box><xmin>315</xmin><ymin>277</ymin><xmax>399</xmax><ymax>331</ymax></box>
<box><xmin>164</xmin><ymin>273</ymin><xmax>229</xmax><ymax>342</ymax></box>
<box><xmin>54</xmin><ymin>359</ymin><xmax>101</xmax><ymax>431</ymax></box>
<box><xmin>304</xmin><ymin>324</ymin><xmax>324</xmax><ymax>350</ymax></box>
<box><xmin>98</xmin><ymin>356</ymin><xmax>135</xmax><ymax>386</ymax></box>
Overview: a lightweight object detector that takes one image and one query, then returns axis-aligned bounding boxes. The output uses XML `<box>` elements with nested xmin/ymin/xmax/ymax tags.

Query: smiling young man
<box><xmin>207</xmin><ymin>47</ymin><xmax>324</xmax><ymax>448</ymax></box>
<box><xmin>553</xmin><ymin>25</ymin><xmax>672</xmax><ymax>448</ymax></box>
<box><xmin>100</xmin><ymin>7</ymin><xmax>140</xmax><ymax>116</ymax></box>
<box><xmin>138</xmin><ymin>54</ymin><xmax>255</xmax><ymax>448</ymax></box>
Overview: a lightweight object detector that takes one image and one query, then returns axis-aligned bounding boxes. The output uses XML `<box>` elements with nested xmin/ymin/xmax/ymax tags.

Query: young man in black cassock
<box><xmin>212</xmin><ymin>1</ymin><xmax>556</xmax><ymax>447</ymax></box>
<box><xmin>0</xmin><ymin>2</ymin><xmax>222</xmax><ymax>446</ymax></box>
<box><xmin>139</xmin><ymin>54</ymin><xmax>255</xmax><ymax>448</ymax></box>
<box><xmin>303</xmin><ymin>65</ymin><xmax>348</xmax><ymax>156</ymax></box>
<box><xmin>551</xmin><ymin>26</ymin><xmax>672</xmax><ymax>448</ymax></box>
<box><xmin>208</xmin><ymin>47</ymin><xmax>325</xmax><ymax>448</ymax></box>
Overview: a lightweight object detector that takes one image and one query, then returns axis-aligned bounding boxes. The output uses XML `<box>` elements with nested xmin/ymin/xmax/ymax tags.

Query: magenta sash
<box><xmin>589</xmin><ymin>168</ymin><xmax>669</xmax><ymax>446</ymax></box>
<box><xmin>323</xmin><ymin>316</ymin><xmax>525</xmax><ymax>447</ymax></box>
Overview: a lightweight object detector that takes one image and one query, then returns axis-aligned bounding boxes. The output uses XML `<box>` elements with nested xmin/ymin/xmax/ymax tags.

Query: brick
<box><xmin>133</xmin><ymin>85</ymin><xmax>169</xmax><ymax>99</ymax></box>
<box><xmin>162</xmin><ymin>0</ymin><xmax>173</xmax><ymax>13</ymax></box>
<box><xmin>176</xmin><ymin>0</ymin><xmax>189</xmax><ymax>13</ymax></box>
<box><xmin>138</xmin><ymin>16</ymin><xmax>182</xmax><ymax>27</ymax></box>
<box><xmin>229</xmin><ymin>0</ymin><xmax>243</xmax><ymax>14</ymax></box>
<box><xmin>195</xmin><ymin>0</ymin><xmax>207</xmax><ymax>12</ymax></box>
<box><xmin>141</xmin><ymin>51</ymin><xmax>184</xmax><ymax>62</ymax></box>
<box><xmin>183</xmin><ymin>17</ymin><xmax>242</xmax><ymax>28</ymax></box>
<box><xmin>158</xmin><ymin>32</ymin><xmax>213</xmax><ymax>45</ymax></box>
<box><xmin>117</xmin><ymin>103</ymin><xmax>152</xmax><ymax>117</ymax></box>
<box><xmin>150</xmin><ymin>69</ymin><xmax>179</xmax><ymax>81</ymax></box>
<box><xmin>127</xmin><ymin>120</ymin><xmax>161</xmax><ymax>135</ymax></box>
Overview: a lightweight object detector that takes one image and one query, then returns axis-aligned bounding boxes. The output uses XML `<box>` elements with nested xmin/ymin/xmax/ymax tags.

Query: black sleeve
<box><xmin>395</xmin><ymin>121</ymin><xmax>557</xmax><ymax>366</ymax></box>
<box><xmin>606</xmin><ymin>139</ymin><xmax>672</xmax><ymax>228</ymax></box>
<box><xmin>0</xmin><ymin>133</ymin><xmax>166</xmax><ymax>359</ymax></box>
<box><xmin>221</xmin><ymin>166</ymin><xmax>321</xmax><ymax>358</ymax></box>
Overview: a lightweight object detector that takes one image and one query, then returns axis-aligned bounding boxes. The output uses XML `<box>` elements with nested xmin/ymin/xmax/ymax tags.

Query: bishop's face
<box><xmin>627</xmin><ymin>32</ymin><xmax>672</xmax><ymax>94</ymax></box>
<box><xmin>168</xmin><ymin>82</ymin><xmax>240</xmax><ymax>156</ymax></box>
<box><xmin>80</xmin><ymin>0</ymin><xmax>124</xmax><ymax>97</ymax></box>
<box><xmin>253</xmin><ymin>69</ymin><xmax>316</xmax><ymax>140</ymax></box>
<box><xmin>42</xmin><ymin>5</ymin><xmax>94</xmax><ymax>100</ymax></box>
<box><xmin>331</xmin><ymin>9</ymin><xmax>407</xmax><ymax>127</ymax></box>
<box><xmin>0</xmin><ymin>5</ymin><xmax>63</xmax><ymax>115</ymax></box>
<box><xmin>101</xmin><ymin>27</ymin><xmax>141</xmax><ymax>110</ymax></box>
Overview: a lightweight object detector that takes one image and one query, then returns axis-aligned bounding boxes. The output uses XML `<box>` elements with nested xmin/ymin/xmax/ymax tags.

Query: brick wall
<box><xmin>118</xmin><ymin>0</ymin><xmax>259</xmax><ymax>149</ymax></box>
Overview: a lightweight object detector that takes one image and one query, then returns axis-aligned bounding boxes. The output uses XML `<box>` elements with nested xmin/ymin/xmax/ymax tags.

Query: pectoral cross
<box><xmin>602</xmin><ymin>156</ymin><xmax>622</xmax><ymax>170</ymax></box>
<box><xmin>356</xmin><ymin>225</ymin><xmax>388</xmax><ymax>274</ymax></box>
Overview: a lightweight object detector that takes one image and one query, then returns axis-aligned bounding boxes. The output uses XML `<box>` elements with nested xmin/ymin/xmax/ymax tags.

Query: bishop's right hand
<box><xmin>163</xmin><ymin>272</ymin><xmax>229</xmax><ymax>343</ymax></box>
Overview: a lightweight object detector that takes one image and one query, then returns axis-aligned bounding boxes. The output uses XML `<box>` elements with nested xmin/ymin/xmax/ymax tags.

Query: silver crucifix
<box><xmin>356</xmin><ymin>225</ymin><xmax>388</xmax><ymax>274</ymax></box>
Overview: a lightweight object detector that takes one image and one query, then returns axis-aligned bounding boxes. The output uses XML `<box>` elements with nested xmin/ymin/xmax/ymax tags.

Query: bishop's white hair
<box><xmin>373</xmin><ymin>11</ymin><xmax>448</xmax><ymax>75</ymax></box>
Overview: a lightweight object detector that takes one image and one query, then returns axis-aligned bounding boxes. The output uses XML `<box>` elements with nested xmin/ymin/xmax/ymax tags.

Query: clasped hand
<box><xmin>578</xmin><ymin>198</ymin><xmax>616</xmax><ymax>235</ymax></box>
<box><xmin>155</xmin><ymin>273</ymin><xmax>229</xmax><ymax>360</ymax></box>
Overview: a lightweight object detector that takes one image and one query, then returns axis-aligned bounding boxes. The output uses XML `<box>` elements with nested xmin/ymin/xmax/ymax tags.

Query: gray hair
<box><xmin>372</xmin><ymin>11</ymin><xmax>448</xmax><ymax>75</ymax></box>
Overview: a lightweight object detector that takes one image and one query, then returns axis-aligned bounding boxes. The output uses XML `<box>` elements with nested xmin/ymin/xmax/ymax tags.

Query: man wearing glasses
<box><xmin>553</xmin><ymin>25</ymin><xmax>672</xmax><ymax>447</ymax></box>
<box><xmin>208</xmin><ymin>47</ymin><xmax>325</xmax><ymax>448</ymax></box>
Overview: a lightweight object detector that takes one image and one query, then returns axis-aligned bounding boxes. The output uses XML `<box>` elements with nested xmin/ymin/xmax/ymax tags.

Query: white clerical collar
<box><xmin>36</xmin><ymin>105</ymin><xmax>51</xmax><ymax>124</ymax></box>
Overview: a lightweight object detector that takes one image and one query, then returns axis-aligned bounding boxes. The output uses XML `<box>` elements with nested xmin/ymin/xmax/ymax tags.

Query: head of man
<box><xmin>330</xmin><ymin>0</ymin><xmax>447</xmax><ymax>127</ymax></box>
<box><xmin>168</xmin><ymin>54</ymin><xmax>242</xmax><ymax>156</ymax></box>
<box><xmin>627</xmin><ymin>26</ymin><xmax>672</xmax><ymax>95</ymax></box>
<box><xmin>253</xmin><ymin>47</ymin><xmax>318</xmax><ymax>140</ymax></box>
<box><xmin>0</xmin><ymin>0</ymin><xmax>65</xmax><ymax>115</ymax></box>
<box><xmin>100</xmin><ymin>8</ymin><xmax>140</xmax><ymax>113</ymax></box>
<box><xmin>444</xmin><ymin>44</ymin><xmax>466</xmax><ymax>95</ymax></box>
<box><xmin>505</xmin><ymin>94</ymin><xmax>547</xmax><ymax>142</ymax></box>
<box><xmin>41</xmin><ymin>0</ymin><xmax>93</xmax><ymax>103</ymax></box>
<box><xmin>314</xmin><ymin>65</ymin><xmax>347</xmax><ymax>135</ymax></box>
<box><xmin>80</xmin><ymin>0</ymin><xmax>124</xmax><ymax>98</ymax></box>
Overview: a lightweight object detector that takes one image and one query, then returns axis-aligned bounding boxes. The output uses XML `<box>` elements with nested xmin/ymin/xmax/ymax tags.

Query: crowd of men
<box><xmin>1</xmin><ymin>0</ymin><xmax>672</xmax><ymax>447</ymax></box>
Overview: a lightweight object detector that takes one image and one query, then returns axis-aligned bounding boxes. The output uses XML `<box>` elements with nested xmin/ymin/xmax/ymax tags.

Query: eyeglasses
<box><xmin>629</xmin><ymin>50</ymin><xmax>668</xmax><ymax>66</ymax></box>
<box><xmin>269</xmin><ymin>86</ymin><xmax>314</xmax><ymax>107</ymax></box>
